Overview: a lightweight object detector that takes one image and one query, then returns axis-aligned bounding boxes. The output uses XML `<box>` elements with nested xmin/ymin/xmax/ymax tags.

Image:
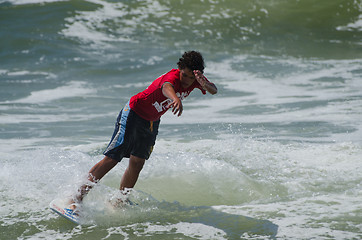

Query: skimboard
<box><xmin>50</xmin><ymin>198</ymin><xmax>80</xmax><ymax>224</ymax></box>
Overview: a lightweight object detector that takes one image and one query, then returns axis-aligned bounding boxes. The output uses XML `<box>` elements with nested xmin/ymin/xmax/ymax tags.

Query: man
<box><xmin>70</xmin><ymin>51</ymin><xmax>217</xmax><ymax>211</ymax></box>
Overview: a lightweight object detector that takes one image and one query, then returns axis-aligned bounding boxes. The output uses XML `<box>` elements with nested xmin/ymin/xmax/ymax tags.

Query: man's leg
<box><xmin>74</xmin><ymin>156</ymin><xmax>118</xmax><ymax>203</ymax></box>
<box><xmin>120</xmin><ymin>155</ymin><xmax>145</xmax><ymax>191</ymax></box>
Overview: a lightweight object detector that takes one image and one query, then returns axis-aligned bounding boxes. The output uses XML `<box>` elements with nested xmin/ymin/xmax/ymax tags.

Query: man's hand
<box><xmin>162</xmin><ymin>82</ymin><xmax>183</xmax><ymax>117</ymax></box>
<box><xmin>168</xmin><ymin>97</ymin><xmax>183</xmax><ymax>117</ymax></box>
<box><xmin>193</xmin><ymin>70</ymin><xmax>207</xmax><ymax>89</ymax></box>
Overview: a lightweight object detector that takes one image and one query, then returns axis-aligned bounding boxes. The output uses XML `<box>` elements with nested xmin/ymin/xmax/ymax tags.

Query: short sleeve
<box><xmin>159</xmin><ymin>70</ymin><xmax>179</xmax><ymax>88</ymax></box>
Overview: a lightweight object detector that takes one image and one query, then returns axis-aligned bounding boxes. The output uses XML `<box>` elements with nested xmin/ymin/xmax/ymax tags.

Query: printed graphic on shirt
<box><xmin>152</xmin><ymin>99</ymin><xmax>172</xmax><ymax>112</ymax></box>
<box><xmin>152</xmin><ymin>92</ymin><xmax>190</xmax><ymax>113</ymax></box>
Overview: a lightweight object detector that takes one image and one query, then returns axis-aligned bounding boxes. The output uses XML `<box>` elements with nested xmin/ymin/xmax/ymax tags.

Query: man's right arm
<box><xmin>162</xmin><ymin>82</ymin><xmax>183</xmax><ymax>117</ymax></box>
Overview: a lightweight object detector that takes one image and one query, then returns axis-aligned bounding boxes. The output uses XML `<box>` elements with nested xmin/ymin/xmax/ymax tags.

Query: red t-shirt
<box><xmin>129</xmin><ymin>69</ymin><xmax>206</xmax><ymax>121</ymax></box>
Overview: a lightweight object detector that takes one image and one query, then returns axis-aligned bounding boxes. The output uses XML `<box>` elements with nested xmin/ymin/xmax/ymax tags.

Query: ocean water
<box><xmin>1</xmin><ymin>0</ymin><xmax>362</xmax><ymax>239</ymax></box>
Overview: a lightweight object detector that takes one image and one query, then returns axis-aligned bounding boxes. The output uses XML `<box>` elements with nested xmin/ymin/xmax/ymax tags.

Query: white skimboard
<box><xmin>50</xmin><ymin>198</ymin><xmax>80</xmax><ymax>224</ymax></box>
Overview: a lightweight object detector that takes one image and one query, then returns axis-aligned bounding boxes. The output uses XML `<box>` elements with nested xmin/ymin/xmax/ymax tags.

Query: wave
<box><xmin>0</xmin><ymin>0</ymin><xmax>66</xmax><ymax>5</ymax></box>
<box><xmin>1</xmin><ymin>0</ymin><xmax>361</xmax><ymax>58</ymax></box>
<box><xmin>7</xmin><ymin>81</ymin><xmax>95</xmax><ymax>104</ymax></box>
<box><xmin>58</xmin><ymin>0</ymin><xmax>362</xmax><ymax>58</ymax></box>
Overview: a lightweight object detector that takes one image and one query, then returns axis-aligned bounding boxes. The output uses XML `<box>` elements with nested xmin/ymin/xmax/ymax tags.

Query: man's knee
<box><xmin>103</xmin><ymin>156</ymin><xmax>118</xmax><ymax>164</ymax></box>
<box><xmin>129</xmin><ymin>155</ymin><xmax>145</xmax><ymax>171</ymax></box>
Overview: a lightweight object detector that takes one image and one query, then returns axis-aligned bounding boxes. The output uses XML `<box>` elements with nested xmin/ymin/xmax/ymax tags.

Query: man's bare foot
<box><xmin>108</xmin><ymin>188</ymin><xmax>133</xmax><ymax>208</ymax></box>
<box><xmin>67</xmin><ymin>199</ymin><xmax>79</xmax><ymax>211</ymax></box>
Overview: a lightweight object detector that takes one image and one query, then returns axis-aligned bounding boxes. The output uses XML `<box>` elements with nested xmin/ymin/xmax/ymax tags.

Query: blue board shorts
<box><xmin>103</xmin><ymin>102</ymin><xmax>160</xmax><ymax>162</ymax></box>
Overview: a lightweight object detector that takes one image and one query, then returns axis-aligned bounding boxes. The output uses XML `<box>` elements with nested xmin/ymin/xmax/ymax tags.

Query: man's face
<box><xmin>179</xmin><ymin>68</ymin><xmax>196</xmax><ymax>88</ymax></box>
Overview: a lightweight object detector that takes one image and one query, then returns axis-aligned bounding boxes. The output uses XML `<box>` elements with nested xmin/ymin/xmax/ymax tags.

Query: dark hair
<box><xmin>177</xmin><ymin>51</ymin><xmax>205</xmax><ymax>73</ymax></box>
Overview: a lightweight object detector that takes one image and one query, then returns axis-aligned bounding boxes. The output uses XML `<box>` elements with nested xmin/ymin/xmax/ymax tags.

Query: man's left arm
<box><xmin>193</xmin><ymin>70</ymin><xmax>218</xmax><ymax>95</ymax></box>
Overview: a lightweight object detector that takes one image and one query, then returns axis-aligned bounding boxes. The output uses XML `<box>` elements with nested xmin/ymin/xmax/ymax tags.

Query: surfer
<box><xmin>69</xmin><ymin>51</ymin><xmax>217</xmax><ymax>211</ymax></box>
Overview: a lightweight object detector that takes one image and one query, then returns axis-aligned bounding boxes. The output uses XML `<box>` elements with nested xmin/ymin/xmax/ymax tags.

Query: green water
<box><xmin>1</xmin><ymin>0</ymin><xmax>362</xmax><ymax>239</ymax></box>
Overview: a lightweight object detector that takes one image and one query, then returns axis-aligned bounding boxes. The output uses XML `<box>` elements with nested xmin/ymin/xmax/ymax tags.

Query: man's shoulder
<box><xmin>161</xmin><ymin>69</ymin><xmax>180</xmax><ymax>87</ymax></box>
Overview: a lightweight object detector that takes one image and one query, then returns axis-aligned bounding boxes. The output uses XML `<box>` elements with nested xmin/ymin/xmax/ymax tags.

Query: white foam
<box><xmin>113</xmin><ymin>82</ymin><xmax>150</xmax><ymax>89</ymax></box>
<box><xmin>60</xmin><ymin>0</ymin><xmax>133</xmax><ymax>45</ymax></box>
<box><xmin>337</xmin><ymin>14</ymin><xmax>362</xmax><ymax>32</ymax></box>
<box><xmin>214</xmin><ymin>193</ymin><xmax>362</xmax><ymax>239</ymax></box>
<box><xmin>1</xmin><ymin>133</ymin><xmax>361</xmax><ymax>238</ymax></box>
<box><xmin>131</xmin><ymin>222</ymin><xmax>226</xmax><ymax>239</ymax></box>
<box><xmin>9</xmin><ymin>81</ymin><xmax>95</xmax><ymax>104</ymax></box>
<box><xmin>60</xmin><ymin>0</ymin><xmax>170</xmax><ymax>47</ymax></box>
<box><xmin>0</xmin><ymin>112</ymin><xmax>105</xmax><ymax>124</ymax></box>
<box><xmin>4</xmin><ymin>69</ymin><xmax>56</xmax><ymax>78</ymax></box>
<box><xmin>206</xmin><ymin>56</ymin><xmax>361</xmax><ymax>104</ymax></box>
<box><xmin>161</xmin><ymin>56</ymin><xmax>362</xmax><ymax>131</ymax></box>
